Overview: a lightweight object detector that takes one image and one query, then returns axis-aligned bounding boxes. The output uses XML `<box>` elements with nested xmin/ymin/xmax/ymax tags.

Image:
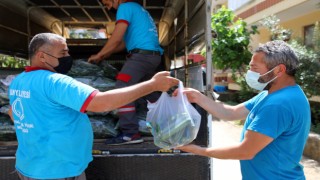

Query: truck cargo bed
<box><xmin>0</xmin><ymin>136</ymin><xmax>210</xmax><ymax>180</ymax></box>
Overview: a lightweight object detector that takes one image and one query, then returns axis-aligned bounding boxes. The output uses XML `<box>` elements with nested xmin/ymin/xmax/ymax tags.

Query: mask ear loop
<box><xmin>260</xmin><ymin>65</ymin><xmax>278</xmax><ymax>77</ymax></box>
<box><xmin>40</xmin><ymin>51</ymin><xmax>58</xmax><ymax>68</ymax></box>
<box><xmin>258</xmin><ymin>66</ymin><xmax>279</xmax><ymax>83</ymax></box>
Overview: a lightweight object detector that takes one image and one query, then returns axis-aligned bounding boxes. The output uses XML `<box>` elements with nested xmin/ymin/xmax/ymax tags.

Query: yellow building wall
<box><xmin>281</xmin><ymin>11</ymin><xmax>320</xmax><ymax>40</ymax></box>
<box><xmin>250</xmin><ymin>28</ymin><xmax>271</xmax><ymax>50</ymax></box>
<box><xmin>249</xmin><ymin>11</ymin><xmax>320</xmax><ymax>50</ymax></box>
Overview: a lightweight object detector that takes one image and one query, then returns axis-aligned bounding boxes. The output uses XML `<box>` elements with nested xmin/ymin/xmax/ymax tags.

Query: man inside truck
<box><xmin>175</xmin><ymin>40</ymin><xmax>310</xmax><ymax>179</ymax></box>
<box><xmin>88</xmin><ymin>0</ymin><xmax>164</xmax><ymax>145</ymax></box>
<box><xmin>8</xmin><ymin>33</ymin><xmax>178</xmax><ymax>180</ymax></box>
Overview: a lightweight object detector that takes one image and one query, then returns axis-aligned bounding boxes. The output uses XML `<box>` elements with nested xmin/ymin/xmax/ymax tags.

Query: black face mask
<box><xmin>53</xmin><ymin>56</ymin><xmax>73</xmax><ymax>74</ymax></box>
<box><xmin>42</xmin><ymin>52</ymin><xmax>73</xmax><ymax>74</ymax></box>
<box><xmin>109</xmin><ymin>7</ymin><xmax>117</xmax><ymax>15</ymax></box>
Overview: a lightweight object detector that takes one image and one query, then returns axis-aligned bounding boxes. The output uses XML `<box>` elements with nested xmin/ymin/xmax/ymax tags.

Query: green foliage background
<box><xmin>210</xmin><ymin>6</ymin><xmax>258</xmax><ymax>74</ymax></box>
<box><xmin>0</xmin><ymin>55</ymin><xmax>29</xmax><ymax>69</ymax></box>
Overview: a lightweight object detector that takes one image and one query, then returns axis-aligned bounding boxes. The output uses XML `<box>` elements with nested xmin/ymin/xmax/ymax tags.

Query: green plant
<box><xmin>210</xmin><ymin>6</ymin><xmax>258</xmax><ymax>74</ymax></box>
<box><xmin>205</xmin><ymin>6</ymin><xmax>259</xmax><ymax>102</ymax></box>
<box><xmin>0</xmin><ymin>54</ymin><xmax>29</xmax><ymax>68</ymax></box>
<box><xmin>311</xmin><ymin>124</ymin><xmax>320</xmax><ymax>134</ymax></box>
<box><xmin>259</xmin><ymin>15</ymin><xmax>292</xmax><ymax>41</ymax></box>
<box><xmin>289</xmin><ymin>40</ymin><xmax>320</xmax><ymax>97</ymax></box>
<box><xmin>310</xmin><ymin>101</ymin><xmax>320</xmax><ymax>126</ymax></box>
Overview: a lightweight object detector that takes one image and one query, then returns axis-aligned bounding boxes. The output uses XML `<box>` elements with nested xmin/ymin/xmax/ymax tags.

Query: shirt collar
<box><xmin>25</xmin><ymin>66</ymin><xmax>50</xmax><ymax>72</ymax></box>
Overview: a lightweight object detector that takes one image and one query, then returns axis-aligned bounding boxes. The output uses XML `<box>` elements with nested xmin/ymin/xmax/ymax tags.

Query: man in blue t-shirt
<box><xmin>9</xmin><ymin>33</ymin><xmax>178</xmax><ymax>180</ymax></box>
<box><xmin>89</xmin><ymin>0</ymin><xmax>164</xmax><ymax>145</ymax></box>
<box><xmin>175</xmin><ymin>40</ymin><xmax>311</xmax><ymax>180</ymax></box>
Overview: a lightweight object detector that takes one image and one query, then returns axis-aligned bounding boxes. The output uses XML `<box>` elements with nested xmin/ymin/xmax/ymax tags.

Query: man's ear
<box><xmin>36</xmin><ymin>51</ymin><xmax>46</xmax><ymax>63</ymax></box>
<box><xmin>277</xmin><ymin>64</ymin><xmax>286</xmax><ymax>77</ymax></box>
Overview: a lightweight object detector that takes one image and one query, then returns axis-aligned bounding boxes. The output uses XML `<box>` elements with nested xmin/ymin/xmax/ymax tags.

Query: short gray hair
<box><xmin>28</xmin><ymin>33</ymin><xmax>66</xmax><ymax>59</ymax></box>
<box><xmin>255</xmin><ymin>40</ymin><xmax>298</xmax><ymax>76</ymax></box>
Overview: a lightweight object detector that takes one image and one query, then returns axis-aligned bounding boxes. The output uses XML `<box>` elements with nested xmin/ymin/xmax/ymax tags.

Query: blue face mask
<box><xmin>245</xmin><ymin>66</ymin><xmax>278</xmax><ymax>91</ymax></box>
<box><xmin>42</xmin><ymin>52</ymin><xmax>73</xmax><ymax>74</ymax></box>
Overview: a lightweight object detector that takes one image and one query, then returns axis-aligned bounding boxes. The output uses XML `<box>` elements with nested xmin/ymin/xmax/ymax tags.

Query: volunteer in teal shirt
<box><xmin>116</xmin><ymin>2</ymin><xmax>163</xmax><ymax>53</ymax></box>
<box><xmin>88</xmin><ymin>0</ymin><xmax>164</xmax><ymax>145</ymax></box>
<box><xmin>241</xmin><ymin>85</ymin><xmax>310</xmax><ymax>179</ymax></box>
<box><xmin>175</xmin><ymin>40</ymin><xmax>311</xmax><ymax>180</ymax></box>
<box><xmin>10</xmin><ymin>69</ymin><xmax>97</xmax><ymax>178</ymax></box>
<box><xmin>8</xmin><ymin>32</ymin><xmax>179</xmax><ymax>179</ymax></box>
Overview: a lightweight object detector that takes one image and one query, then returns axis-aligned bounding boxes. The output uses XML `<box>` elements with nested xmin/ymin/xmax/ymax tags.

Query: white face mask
<box><xmin>245</xmin><ymin>66</ymin><xmax>278</xmax><ymax>91</ymax></box>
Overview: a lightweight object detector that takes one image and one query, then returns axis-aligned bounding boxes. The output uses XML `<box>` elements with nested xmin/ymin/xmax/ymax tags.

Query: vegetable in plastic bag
<box><xmin>146</xmin><ymin>81</ymin><xmax>201</xmax><ymax>149</ymax></box>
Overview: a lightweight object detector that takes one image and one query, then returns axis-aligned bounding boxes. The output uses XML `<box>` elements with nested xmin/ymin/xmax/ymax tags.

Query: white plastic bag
<box><xmin>146</xmin><ymin>81</ymin><xmax>201</xmax><ymax>149</ymax></box>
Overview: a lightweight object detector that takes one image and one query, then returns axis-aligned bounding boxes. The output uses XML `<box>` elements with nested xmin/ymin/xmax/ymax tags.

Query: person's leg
<box><xmin>17</xmin><ymin>170</ymin><xmax>35</xmax><ymax>180</ymax></box>
<box><xmin>65</xmin><ymin>172</ymin><xmax>86</xmax><ymax>180</ymax></box>
<box><xmin>105</xmin><ymin>54</ymin><xmax>160</xmax><ymax>145</ymax></box>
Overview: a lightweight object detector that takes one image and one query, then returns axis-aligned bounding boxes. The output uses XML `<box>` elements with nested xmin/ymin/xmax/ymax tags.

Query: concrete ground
<box><xmin>210</xmin><ymin>119</ymin><xmax>320</xmax><ymax>180</ymax></box>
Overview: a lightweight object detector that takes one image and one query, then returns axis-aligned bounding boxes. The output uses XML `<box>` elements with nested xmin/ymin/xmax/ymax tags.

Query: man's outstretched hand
<box><xmin>150</xmin><ymin>71</ymin><xmax>179</xmax><ymax>92</ymax></box>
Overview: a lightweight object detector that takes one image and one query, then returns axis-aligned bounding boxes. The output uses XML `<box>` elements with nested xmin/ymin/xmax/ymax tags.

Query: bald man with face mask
<box><xmin>9</xmin><ymin>33</ymin><xmax>178</xmax><ymax>180</ymax></box>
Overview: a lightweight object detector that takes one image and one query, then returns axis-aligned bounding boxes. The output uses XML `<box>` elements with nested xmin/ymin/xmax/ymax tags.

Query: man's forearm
<box><xmin>186</xmin><ymin>144</ymin><xmax>253</xmax><ymax>160</ymax></box>
<box><xmin>112</xmin><ymin>41</ymin><xmax>125</xmax><ymax>54</ymax></box>
<box><xmin>98</xmin><ymin>39</ymin><xmax>122</xmax><ymax>59</ymax></box>
<box><xmin>197</xmin><ymin>96</ymin><xmax>246</xmax><ymax>121</ymax></box>
<box><xmin>99</xmin><ymin>23</ymin><xmax>127</xmax><ymax>59</ymax></box>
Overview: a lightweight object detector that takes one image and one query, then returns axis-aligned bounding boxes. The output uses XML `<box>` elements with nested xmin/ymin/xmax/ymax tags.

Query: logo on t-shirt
<box><xmin>12</xmin><ymin>97</ymin><xmax>35</xmax><ymax>133</ymax></box>
<box><xmin>12</xmin><ymin>98</ymin><xmax>24</xmax><ymax>121</ymax></box>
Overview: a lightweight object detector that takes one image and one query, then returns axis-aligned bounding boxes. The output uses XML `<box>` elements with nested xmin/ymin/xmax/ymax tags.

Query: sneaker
<box><xmin>105</xmin><ymin>133</ymin><xmax>144</xmax><ymax>145</ymax></box>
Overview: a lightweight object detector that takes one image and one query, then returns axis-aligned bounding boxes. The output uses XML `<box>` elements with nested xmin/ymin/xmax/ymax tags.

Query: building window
<box><xmin>304</xmin><ymin>24</ymin><xmax>315</xmax><ymax>48</ymax></box>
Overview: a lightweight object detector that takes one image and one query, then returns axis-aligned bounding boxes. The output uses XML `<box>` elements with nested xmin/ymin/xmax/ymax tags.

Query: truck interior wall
<box><xmin>167</xmin><ymin>1</ymin><xmax>206</xmax><ymax>58</ymax></box>
<box><xmin>189</xmin><ymin>36</ymin><xmax>206</xmax><ymax>53</ymax></box>
<box><xmin>168</xmin><ymin>23</ymin><xmax>175</xmax><ymax>44</ymax></box>
<box><xmin>188</xmin><ymin>4</ymin><xmax>206</xmax><ymax>42</ymax></box>
<box><xmin>0</xmin><ymin>28</ymin><xmax>28</xmax><ymax>57</ymax></box>
<box><xmin>167</xmin><ymin>24</ymin><xmax>175</xmax><ymax>60</ymax></box>
<box><xmin>167</xmin><ymin>41</ymin><xmax>175</xmax><ymax>60</ymax></box>
<box><xmin>187</xmin><ymin>4</ymin><xmax>206</xmax><ymax>52</ymax></box>
<box><xmin>0</xmin><ymin>5</ymin><xmax>50</xmax><ymax>57</ymax></box>
<box><xmin>176</xmin><ymin>6</ymin><xmax>185</xmax><ymax>32</ymax></box>
<box><xmin>174</xmin><ymin>3</ymin><xmax>186</xmax><ymax>54</ymax></box>
<box><xmin>176</xmin><ymin>31</ymin><xmax>185</xmax><ymax>54</ymax></box>
<box><xmin>0</xmin><ymin>5</ymin><xmax>28</xmax><ymax>56</ymax></box>
<box><xmin>188</xmin><ymin>0</ymin><xmax>202</xmax><ymax>14</ymax></box>
<box><xmin>29</xmin><ymin>22</ymin><xmax>51</xmax><ymax>37</ymax></box>
<box><xmin>0</xmin><ymin>6</ymin><xmax>27</xmax><ymax>34</ymax></box>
